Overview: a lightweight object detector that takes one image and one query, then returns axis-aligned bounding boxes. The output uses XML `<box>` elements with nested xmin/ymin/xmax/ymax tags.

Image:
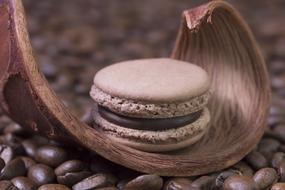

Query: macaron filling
<box><xmin>98</xmin><ymin>105</ymin><xmax>202</xmax><ymax>131</ymax></box>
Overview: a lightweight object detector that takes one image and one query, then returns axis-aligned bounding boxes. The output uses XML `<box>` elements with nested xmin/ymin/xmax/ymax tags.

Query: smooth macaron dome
<box><xmin>90</xmin><ymin>58</ymin><xmax>211</xmax><ymax>152</ymax></box>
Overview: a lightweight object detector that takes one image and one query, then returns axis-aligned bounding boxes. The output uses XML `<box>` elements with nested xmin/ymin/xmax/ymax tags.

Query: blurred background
<box><xmin>22</xmin><ymin>0</ymin><xmax>285</xmax><ymax>119</ymax></box>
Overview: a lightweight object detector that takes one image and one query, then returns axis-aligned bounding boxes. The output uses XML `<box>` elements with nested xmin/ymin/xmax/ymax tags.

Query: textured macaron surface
<box><xmin>93</xmin><ymin>58</ymin><xmax>210</xmax><ymax>103</ymax></box>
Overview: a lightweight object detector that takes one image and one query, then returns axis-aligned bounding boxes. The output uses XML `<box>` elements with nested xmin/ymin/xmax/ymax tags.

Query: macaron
<box><xmin>90</xmin><ymin>58</ymin><xmax>211</xmax><ymax>152</ymax></box>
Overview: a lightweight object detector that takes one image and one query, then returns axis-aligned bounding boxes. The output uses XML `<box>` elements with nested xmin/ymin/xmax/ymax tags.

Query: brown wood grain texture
<box><xmin>0</xmin><ymin>0</ymin><xmax>270</xmax><ymax>176</ymax></box>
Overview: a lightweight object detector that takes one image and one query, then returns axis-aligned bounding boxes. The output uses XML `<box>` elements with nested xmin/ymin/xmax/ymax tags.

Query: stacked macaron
<box><xmin>90</xmin><ymin>58</ymin><xmax>211</xmax><ymax>152</ymax></box>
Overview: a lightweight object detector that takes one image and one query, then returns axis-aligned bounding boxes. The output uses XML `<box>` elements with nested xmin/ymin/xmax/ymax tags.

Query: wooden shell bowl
<box><xmin>0</xmin><ymin>0</ymin><xmax>270</xmax><ymax>176</ymax></box>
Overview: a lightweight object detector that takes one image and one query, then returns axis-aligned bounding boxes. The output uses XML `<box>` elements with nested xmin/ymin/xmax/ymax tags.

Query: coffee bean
<box><xmin>267</xmin><ymin>116</ymin><xmax>285</xmax><ymax>127</ymax></box>
<box><xmin>0</xmin><ymin>180</ymin><xmax>19</xmax><ymax>190</ymax></box>
<box><xmin>123</xmin><ymin>174</ymin><xmax>163</xmax><ymax>190</ymax></box>
<box><xmin>4</xmin><ymin>124</ymin><xmax>32</xmax><ymax>138</ymax></box>
<box><xmin>22</xmin><ymin>139</ymin><xmax>41</xmax><ymax>158</ymax></box>
<box><xmin>38</xmin><ymin>184</ymin><xmax>71</xmax><ymax>190</ymax></box>
<box><xmin>258</xmin><ymin>138</ymin><xmax>280</xmax><ymax>161</ymax></box>
<box><xmin>0</xmin><ymin>158</ymin><xmax>26</xmax><ymax>180</ymax></box>
<box><xmin>258</xmin><ymin>138</ymin><xmax>280</xmax><ymax>153</ymax></box>
<box><xmin>190</xmin><ymin>175</ymin><xmax>215</xmax><ymax>190</ymax></box>
<box><xmin>272</xmin><ymin>125</ymin><xmax>285</xmax><ymax>143</ymax></box>
<box><xmin>223</xmin><ymin>176</ymin><xmax>257</xmax><ymax>190</ymax></box>
<box><xmin>272</xmin><ymin>73</ymin><xmax>285</xmax><ymax>89</ymax></box>
<box><xmin>96</xmin><ymin>187</ymin><xmax>117</xmax><ymax>190</ymax></box>
<box><xmin>20</xmin><ymin>156</ymin><xmax>36</xmax><ymax>170</ymax></box>
<box><xmin>245</xmin><ymin>151</ymin><xmax>268</xmax><ymax>170</ymax></box>
<box><xmin>35</xmin><ymin>145</ymin><xmax>68</xmax><ymax>167</ymax></box>
<box><xmin>253</xmin><ymin>167</ymin><xmax>278</xmax><ymax>189</ymax></box>
<box><xmin>270</xmin><ymin>104</ymin><xmax>285</xmax><ymax>116</ymax></box>
<box><xmin>55</xmin><ymin>160</ymin><xmax>88</xmax><ymax>176</ymax></box>
<box><xmin>0</xmin><ymin>157</ymin><xmax>5</xmax><ymax>171</ymax></box>
<box><xmin>40</xmin><ymin>56</ymin><xmax>59</xmax><ymax>79</ymax></box>
<box><xmin>117</xmin><ymin>179</ymin><xmax>129</xmax><ymax>190</ymax></box>
<box><xmin>163</xmin><ymin>177</ymin><xmax>192</xmax><ymax>190</ymax></box>
<box><xmin>28</xmin><ymin>164</ymin><xmax>56</xmax><ymax>186</ymax></box>
<box><xmin>232</xmin><ymin>161</ymin><xmax>254</xmax><ymax>177</ymax></box>
<box><xmin>278</xmin><ymin>160</ymin><xmax>285</xmax><ymax>182</ymax></box>
<box><xmin>57</xmin><ymin>171</ymin><xmax>92</xmax><ymax>187</ymax></box>
<box><xmin>272</xmin><ymin>183</ymin><xmax>285</xmax><ymax>190</ymax></box>
<box><xmin>0</xmin><ymin>145</ymin><xmax>14</xmax><ymax>164</ymax></box>
<box><xmin>72</xmin><ymin>173</ymin><xmax>117</xmax><ymax>190</ymax></box>
<box><xmin>271</xmin><ymin>152</ymin><xmax>285</xmax><ymax>168</ymax></box>
<box><xmin>3</xmin><ymin>134</ymin><xmax>25</xmax><ymax>155</ymax></box>
<box><xmin>215</xmin><ymin>170</ymin><xmax>240</xmax><ymax>189</ymax></box>
<box><xmin>11</xmin><ymin>177</ymin><xmax>37</xmax><ymax>190</ymax></box>
<box><xmin>0</xmin><ymin>116</ymin><xmax>12</xmax><ymax>130</ymax></box>
<box><xmin>55</xmin><ymin>160</ymin><xmax>91</xmax><ymax>186</ymax></box>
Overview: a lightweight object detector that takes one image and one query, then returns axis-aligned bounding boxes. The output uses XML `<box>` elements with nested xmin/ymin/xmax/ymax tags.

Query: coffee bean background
<box><xmin>0</xmin><ymin>0</ymin><xmax>284</xmax><ymax>189</ymax></box>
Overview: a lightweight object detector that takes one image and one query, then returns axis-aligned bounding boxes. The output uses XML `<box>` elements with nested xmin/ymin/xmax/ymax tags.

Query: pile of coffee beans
<box><xmin>1</xmin><ymin>117</ymin><xmax>285</xmax><ymax>190</ymax></box>
<box><xmin>0</xmin><ymin>0</ymin><xmax>284</xmax><ymax>189</ymax></box>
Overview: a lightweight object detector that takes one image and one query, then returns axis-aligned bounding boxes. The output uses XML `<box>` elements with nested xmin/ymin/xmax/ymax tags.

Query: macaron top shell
<box><xmin>93</xmin><ymin>58</ymin><xmax>210</xmax><ymax>103</ymax></box>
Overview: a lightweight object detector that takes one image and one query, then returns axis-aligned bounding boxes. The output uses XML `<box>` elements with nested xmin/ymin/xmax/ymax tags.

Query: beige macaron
<box><xmin>90</xmin><ymin>58</ymin><xmax>211</xmax><ymax>152</ymax></box>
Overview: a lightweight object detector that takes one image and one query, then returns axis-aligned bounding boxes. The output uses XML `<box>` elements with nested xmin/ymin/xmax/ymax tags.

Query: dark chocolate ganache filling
<box><xmin>98</xmin><ymin>106</ymin><xmax>202</xmax><ymax>131</ymax></box>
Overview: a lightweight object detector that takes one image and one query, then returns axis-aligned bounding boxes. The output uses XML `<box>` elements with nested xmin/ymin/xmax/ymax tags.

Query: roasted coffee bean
<box><xmin>272</xmin><ymin>125</ymin><xmax>285</xmax><ymax>143</ymax></box>
<box><xmin>40</xmin><ymin>57</ymin><xmax>59</xmax><ymax>79</ymax></box>
<box><xmin>96</xmin><ymin>187</ymin><xmax>117</xmax><ymax>190</ymax></box>
<box><xmin>72</xmin><ymin>173</ymin><xmax>117</xmax><ymax>190</ymax></box>
<box><xmin>215</xmin><ymin>170</ymin><xmax>240</xmax><ymax>189</ymax></box>
<box><xmin>55</xmin><ymin>160</ymin><xmax>88</xmax><ymax>176</ymax></box>
<box><xmin>3</xmin><ymin>134</ymin><xmax>25</xmax><ymax>155</ymax></box>
<box><xmin>0</xmin><ymin>157</ymin><xmax>5</xmax><ymax>171</ymax></box>
<box><xmin>269</xmin><ymin>104</ymin><xmax>285</xmax><ymax>116</ymax></box>
<box><xmin>22</xmin><ymin>138</ymin><xmax>42</xmax><ymax>158</ymax></box>
<box><xmin>57</xmin><ymin>171</ymin><xmax>92</xmax><ymax>187</ymax></box>
<box><xmin>0</xmin><ymin>180</ymin><xmax>19</xmax><ymax>190</ymax></box>
<box><xmin>190</xmin><ymin>175</ymin><xmax>215</xmax><ymax>190</ymax></box>
<box><xmin>253</xmin><ymin>167</ymin><xmax>278</xmax><ymax>189</ymax></box>
<box><xmin>55</xmin><ymin>160</ymin><xmax>91</xmax><ymax>186</ymax></box>
<box><xmin>20</xmin><ymin>156</ymin><xmax>36</xmax><ymax>170</ymax></box>
<box><xmin>11</xmin><ymin>177</ymin><xmax>37</xmax><ymax>190</ymax></box>
<box><xmin>38</xmin><ymin>184</ymin><xmax>71</xmax><ymax>190</ymax></box>
<box><xmin>4</xmin><ymin>124</ymin><xmax>32</xmax><ymax>138</ymax></box>
<box><xmin>28</xmin><ymin>164</ymin><xmax>56</xmax><ymax>186</ymax></box>
<box><xmin>3</xmin><ymin>124</ymin><xmax>21</xmax><ymax>135</ymax></box>
<box><xmin>0</xmin><ymin>158</ymin><xmax>26</xmax><ymax>180</ymax></box>
<box><xmin>123</xmin><ymin>174</ymin><xmax>163</xmax><ymax>190</ymax></box>
<box><xmin>0</xmin><ymin>145</ymin><xmax>14</xmax><ymax>164</ymax></box>
<box><xmin>271</xmin><ymin>152</ymin><xmax>285</xmax><ymax>168</ymax></box>
<box><xmin>35</xmin><ymin>145</ymin><xmax>68</xmax><ymax>167</ymax></box>
<box><xmin>232</xmin><ymin>161</ymin><xmax>254</xmax><ymax>176</ymax></box>
<box><xmin>117</xmin><ymin>179</ymin><xmax>129</xmax><ymax>190</ymax></box>
<box><xmin>272</xmin><ymin>73</ymin><xmax>285</xmax><ymax>89</ymax></box>
<box><xmin>245</xmin><ymin>151</ymin><xmax>268</xmax><ymax>170</ymax></box>
<box><xmin>278</xmin><ymin>160</ymin><xmax>285</xmax><ymax>182</ymax></box>
<box><xmin>163</xmin><ymin>177</ymin><xmax>192</xmax><ymax>190</ymax></box>
<box><xmin>0</xmin><ymin>116</ymin><xmax>12</xmax><ymax>130</ymax></box>
<box><xmin>272</xmin><ymin>183</ymin><xmax>285</xmax><ymax>190</ymax></box>
<box><xmin>258</xmin><ymin>138</ymin><xmax>280</xmax><ymax>153</ymax></box>
<box><xmin>267</xmin><ymin>116</ymin><xmax>285</xmax><ymax>127</ymax></box>
<box><xmin>223</xmin><ymin>176</ymin><xmax>257</xmax><ymax>190</ymax></box>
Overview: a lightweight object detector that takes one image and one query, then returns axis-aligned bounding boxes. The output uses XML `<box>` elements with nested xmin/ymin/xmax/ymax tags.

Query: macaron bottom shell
<box><xmin>93</xmin><ymin>107</ymin><xmax>210</xmax><ymax>152</ymax></box>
